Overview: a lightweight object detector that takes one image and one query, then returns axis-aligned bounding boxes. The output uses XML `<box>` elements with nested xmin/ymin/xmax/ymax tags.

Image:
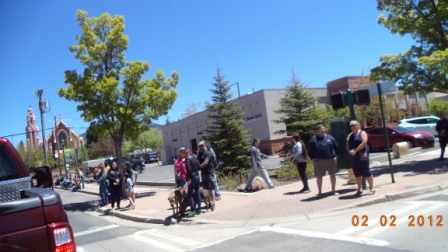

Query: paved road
<box><xmin>60</xmin><ymin>188</ymin><xmax>447</xmax><ymax>251</ymax></box>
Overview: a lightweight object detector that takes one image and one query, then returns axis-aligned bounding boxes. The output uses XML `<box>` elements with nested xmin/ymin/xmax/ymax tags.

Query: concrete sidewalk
<box><xmin>73</xmin><ymin>148</ymin><xmax>448</xmax><ymax>225</ymax></box>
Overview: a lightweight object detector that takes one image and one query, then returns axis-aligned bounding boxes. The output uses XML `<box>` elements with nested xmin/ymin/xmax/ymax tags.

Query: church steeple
<box><xmin>25</xmin><ymin>107</ymin><xmax>40</xmax><ymax>148</ymax></box>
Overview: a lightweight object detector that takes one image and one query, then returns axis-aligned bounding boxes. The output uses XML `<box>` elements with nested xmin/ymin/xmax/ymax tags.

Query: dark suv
<box><xmin>143</xmin><ymin>152</ymin><xmax>159</xmax><ymax>163</ymax></box>
<box><xmin>104</xmin><ymin>156</ymin><xmax>145</xmax><ymax>173</ymax></box>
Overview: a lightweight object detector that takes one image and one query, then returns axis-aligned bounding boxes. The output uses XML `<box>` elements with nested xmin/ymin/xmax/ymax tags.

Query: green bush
<box><xmin>218</xmin><ymin>172</ymin><xmax>241</xmax><ymax>191</ymax></box>
<box><xmin>276</xmin><ymin>158</ymin><xmax>314</xmax><ymax>180</ymax></box>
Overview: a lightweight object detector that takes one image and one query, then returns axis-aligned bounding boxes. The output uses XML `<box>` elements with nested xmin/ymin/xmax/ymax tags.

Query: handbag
<box><xmin>358</xmin><ymin>149</ymin><xmax>368</xmax><ymax>160</ymax></box>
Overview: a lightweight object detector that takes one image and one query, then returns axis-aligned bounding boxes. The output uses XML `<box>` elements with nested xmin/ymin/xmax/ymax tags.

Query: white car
<box><xmin>398</xmin><ymin>116</ymin><xmax>439</xmax><ymax>136</ymax></box>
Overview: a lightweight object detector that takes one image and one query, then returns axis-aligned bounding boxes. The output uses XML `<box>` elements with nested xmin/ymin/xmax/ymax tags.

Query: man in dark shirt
<box><xmin>308</xmin><ymin>124</ymin><xmax>339</xmax><ymax>197</ymax></box>
<box><xmin>197</xmin><ymin>140</ymin><xmax>216</xmax><ymax>210</ymax></box>
<box><xmin>436</xmin><ymin>114</ymin><xmax>448</xmax><ymax>161</ymax></box>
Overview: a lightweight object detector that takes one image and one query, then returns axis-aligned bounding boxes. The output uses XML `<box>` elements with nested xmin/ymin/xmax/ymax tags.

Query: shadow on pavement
<box><xmin>63</xmin><ymin>200</ymin><xmax>99</xmax><ymax>212</ymax></box>
<box><xmin>371</xmin><ymin>158</ymin><xmax>448</xmax><ymax>177</ymax></box>
<box><xmin>299</xmin><ymin>189</ymin><xmax>356</xmax><ymax>202</ymax></box>
<box><xmin>135</xmin><ymin>191</ymin><xmax>156</xmax><ymax>199</ymax></box>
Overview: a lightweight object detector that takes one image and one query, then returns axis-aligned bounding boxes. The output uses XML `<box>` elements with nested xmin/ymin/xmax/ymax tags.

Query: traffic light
<box><xmin>354</xmin><ymin>89</ymin><xmax>370</xmax><ymax>105</ymax></box>
<box><xmin>330</xmin><ymin>93</ymin><xmax>345</xmax><ymax>110</ymax></box>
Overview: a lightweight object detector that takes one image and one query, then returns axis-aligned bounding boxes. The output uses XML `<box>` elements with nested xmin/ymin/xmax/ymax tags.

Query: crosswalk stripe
<box><xmin>336</xmin><ymin>202</ymin><xmax>426</xmax><ymax>235</ymax></box>
<box><xmin>128</xmin><ymin>231</ymin><xmax>186</xmax><ymax>252</ymax></box>
<box><xmin>74</xmin><ymin>224</ymin><xmax>120</xmax><ymax>237</ymax></box>
<box><xmin>260</xmin><ymin>226</ymin><xmax>389</xmax><ymax>247</ymax></box>
<box><xmin>134</xmin><ymin>229</ymin><xmax>202</xmax><ymax>247</ymax></box>
<box><xmin>359</xmin><ymin>202</ymin><xmax>448</xmax><ymax>238</ymax></box>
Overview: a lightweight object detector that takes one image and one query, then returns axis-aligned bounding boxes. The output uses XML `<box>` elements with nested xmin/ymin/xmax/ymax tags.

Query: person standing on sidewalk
<box><xmin>76</xmin><ymin>168</ymin><xmax>85</xmax><ymax>189</ymax></box>
<box><xmin>124</xmin><ymin>161</ymin><xmax>138</xmax><ymax>207</ymax></box>
<box><xmin>291</xmin><ymin>134</ymin><xmax>310</xmax><ymax>193</ymax></box>
<box><xmin>175</xmin><ymin>147</ymin><xmax>187</xmax><ymax>188</ymax></box>
<box><xmin>204</xmin><ymin>142</ymin><xmax>221</xmax><ymax>201</ymax></box>
<box><xmin>124</xmin><ymin>172</ymin><xmax>135</xmax><ymax>209</ymax></box>
<box><xmin>197</xmin><ymin>141</ymin><xmax>216</xmax><ymax>210</ymax></box>
<box><xmin>436</xmin><ymin>114</ymin><xmax>448</xmax><ymax>161</ymax></box>
<box><xmin>107</xmin><ymin>161</ymin><xmax>122</xmax><ymax>210</ymax></box>
<box><xmin>244</xmin><ymin>138</ymin><xmax>275</xmax><ymax>191</ymax></box>
<box><xmin>97</xmin><ymin>163</ymin><xmax>109</xmax><ymax>207</ymax></box>
<box><xmin>185</xmin><ymin>148</ymin><xmax>202</xmax><ymax>217</ymax></box>
<box><xmin>308</xmin><ymin>125</ymin><xmax>339</xmax><ymax>197</ymax></box>
<box><xmin>346</xmin><ymin>120</ymin><xmax>375</xmax><ymax>196</ymax></box>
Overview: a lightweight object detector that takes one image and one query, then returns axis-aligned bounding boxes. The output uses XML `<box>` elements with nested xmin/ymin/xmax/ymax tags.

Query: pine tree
<box><xmin>273</xmin><ymin>71</ymin><xmax>332</xmax><ymax>145</ymax></box>
<box><xmin>205</xmin><ymin>68</ymin><xmax>250</xmax><ymax>174</ymax></box>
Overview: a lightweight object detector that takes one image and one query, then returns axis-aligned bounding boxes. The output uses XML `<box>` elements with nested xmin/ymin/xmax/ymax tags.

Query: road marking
<box><xmin>187</xmin><ymin>229</ymin><xmax>260</xmax><ymax>251</ymax></box>
<box><xmin>134</xmin><ymin>229</ymin><xmax>202</xmax><ymax>247</ymax></box>
<box><xmin>260</xmin><ymin>226</ymin><xmax>389</xmax><ymax>247</ymax></box>
<box><xmin>359</xmin><ymin>202</ymin><xmax>448</xmax><ymax>238</ymax></box>
<box><xmin>336</xmin><ymin>202</ymin><xmax>426</xmax><ymax>235</ymax></box>
<box><xmin>74</xmin><ymin>224</ymin><xmax>119</xmax><ymax>237</ymax></box>
<box><xmin>405</xmin><ymin>200</ymin><xmax>446</xmax><ymax>204</ymax></box>
<box><xmin>128</xmin><ymin>231</ymin><xmax>186</xmax><ymax>252</ymax></box>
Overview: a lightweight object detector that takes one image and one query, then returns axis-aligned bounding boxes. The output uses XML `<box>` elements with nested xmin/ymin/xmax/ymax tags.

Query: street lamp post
<box><xmin>230</xmin><ymin>82</ymin><xmax>240</xmax><ymax>98</ymax></box>
<box><xmin>61</xmin><ymin>139</ymin><xmax>67</xmax><ymax>176</ymax></box>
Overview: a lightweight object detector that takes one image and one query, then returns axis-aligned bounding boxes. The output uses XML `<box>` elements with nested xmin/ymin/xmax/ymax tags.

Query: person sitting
<box><xmin>61</xmin><ymin>174</ymin><xmax>73</xmax><ymax>189</ymax></box>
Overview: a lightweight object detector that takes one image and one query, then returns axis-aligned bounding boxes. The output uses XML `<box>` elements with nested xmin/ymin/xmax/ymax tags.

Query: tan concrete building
<box><xmin>160</xmin><ymin>88</ymin><xmax>328</xmax><ymax>165</ymax></box>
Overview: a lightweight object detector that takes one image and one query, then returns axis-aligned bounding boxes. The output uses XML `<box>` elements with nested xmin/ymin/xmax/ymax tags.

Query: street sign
<box><xmin>365</xmin><ymin>81</ymin><xmax>395</xmax><ymax>96</ymax></box>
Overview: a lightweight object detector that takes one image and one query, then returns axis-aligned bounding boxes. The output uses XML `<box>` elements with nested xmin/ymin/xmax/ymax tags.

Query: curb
<box><xmin>73</xmin><ymin>188</ymin><xmax>218</xmax><ymax>225</ymax></box>
<box><xmin>328</xmin><ymin>180</ymin><xmax>448</xmax><ymax>212</ymax></box>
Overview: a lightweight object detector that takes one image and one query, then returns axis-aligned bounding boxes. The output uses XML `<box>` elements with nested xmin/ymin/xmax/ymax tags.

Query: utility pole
<box><xmin>55</xmin><ymin>116</ymin><xmax>61</xmax><ymax>176</ymax></box>
<box><xmin>230</xmin><ymin>82</ymin><xmax>241</xmax><ymax>98</ymax></box>
<box><xmin>35</xmin><ymin>89</ymin><xmax>48</xmax><ymax>165</ymax></box>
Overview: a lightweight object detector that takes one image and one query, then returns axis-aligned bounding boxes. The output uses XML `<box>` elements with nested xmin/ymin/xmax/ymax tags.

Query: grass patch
<box><xmin>217</xmin><ymin>172</ymin><xmax>242</xmax><ymax>191</ymax></box>
<box><xmin>276</xmin><ymin>159</ymin><xmax>315</xmax><ymax>180</ymax></box>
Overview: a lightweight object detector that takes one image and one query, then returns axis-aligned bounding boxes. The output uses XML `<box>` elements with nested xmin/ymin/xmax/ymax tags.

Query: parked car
<box><xmin>365</xmin><ymin>125</ymin><xmax>435</xmax><ymax>150</ymax></box>
<box><xmin>104</xmin><ymin>156</ymin><xmax>145</xmax><ymax>173</ymax></box>
<box><xmin>143</xmin><ymin>152</ymin><xmax>159</xmax><ymax>163</ymax></box>
<box><xmin>398</xmin><ymin>116</ymin><xmax>439</xmax><ymax>136</ymax></box>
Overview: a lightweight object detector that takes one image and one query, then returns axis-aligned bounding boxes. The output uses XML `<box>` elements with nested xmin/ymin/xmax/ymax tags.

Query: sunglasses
<box><xmin>350</xmin><ymin>124</ymin><xmax>357</xmax><ymax>127</ymax></box>
<box><xmin>198</xmin><ymin>145</ymin><xmax>205</xmax><ymax>147</ymax></box>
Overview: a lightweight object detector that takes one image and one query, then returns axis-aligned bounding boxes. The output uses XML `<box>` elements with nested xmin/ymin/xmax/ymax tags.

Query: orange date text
<box><xmin>351</xmin><ymin>215</ymin><xmax>443</xmax><ymax>227</ymax></box>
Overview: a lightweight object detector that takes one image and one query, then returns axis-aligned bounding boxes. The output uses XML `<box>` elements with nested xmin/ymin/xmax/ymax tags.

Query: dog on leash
<box><xmin>177</xmin><ymin>187</ymin><xmax>213</xmax><ymax>216</ymax></box>
<box><xmin>168</xmin><ymin>187</ymin><xmax>188</xmax><ymax>216</ymax></box>
<box><xmin>199</xmin><ymin>188</ymin><xmax>213</xmax><ymax>211</ymax></box>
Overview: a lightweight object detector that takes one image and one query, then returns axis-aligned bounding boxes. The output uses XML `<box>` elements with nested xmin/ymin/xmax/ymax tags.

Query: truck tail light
<box><xmin>48</xmin><ymin>223</ymin><xmax>76</xmax><ymax>252</ymax></box>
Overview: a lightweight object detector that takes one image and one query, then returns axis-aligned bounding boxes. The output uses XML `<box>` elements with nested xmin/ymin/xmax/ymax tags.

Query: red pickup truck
<box><xmin>0</xmin><ymin>137</ymin><xmax>76</xmax><ymax>251</ymax></box>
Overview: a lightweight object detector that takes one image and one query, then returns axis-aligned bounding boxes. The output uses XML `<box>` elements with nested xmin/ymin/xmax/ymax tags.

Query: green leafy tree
<box><xmin>17</xmin><ymin>141</ymin><xmax>56</xmax><ymax>170</ymax></box>
<box><xmin>85</xmin><ymin>125</ymin><xmax>100</xmax><ymax>148</ymax></box>
<box><xmin>77</xmin><ymin>146</ymin><xmax>89</xmax><ymax>163</ymax></box>
<box><xmin>426</xmin><ymin>98</ymin><xmax>448</xmax><ymax>116</ymax></box>
<box><xmin>88</xmin><ymin>137</ymin><xmax>115</xmax><ymax>159</ymax></box>
<box><xmin>273</xmin><ymin>71</ymin><xmax>333</xmax><ymax>145</ymax></box>
<box><xmin>133</xmin><ymin>128</ymin><xmax>163</xmax><ymax>151</ymax></box>
<box><xmin>361</xmin><ymin>95</ymin><xmax>406</xmax><ymax>126</ymax></box>
<box><xmin>181</xmin><ymin>103</ymin><xmax>205</xmax><ymax>119</ymax></box>
<box><xmin>371</xmin><ymin>0</ymin><xmax>448</xmax><ymax>93</ymax></box>
<box><xmin>58</xmin><ymin>10</ymin><xmax>179</xmax><ymax>169</ymax></box>
<box><xmin>205</xmin><ymin>68</ymin><xmax>250</xmax><ymax>173</ymax></box>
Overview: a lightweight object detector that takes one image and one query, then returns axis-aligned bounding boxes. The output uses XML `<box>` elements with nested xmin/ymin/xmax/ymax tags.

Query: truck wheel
<box><xmin>134</xmin><ymin>165</ymin><xmax>143</xmax><ymax>173</ymax></box>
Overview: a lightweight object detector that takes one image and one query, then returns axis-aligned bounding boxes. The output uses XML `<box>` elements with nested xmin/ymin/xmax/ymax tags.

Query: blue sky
<box><xmin>0</xmin><ymin>0</ymin><xmax>413</xmax><ymax>146</ymax></box>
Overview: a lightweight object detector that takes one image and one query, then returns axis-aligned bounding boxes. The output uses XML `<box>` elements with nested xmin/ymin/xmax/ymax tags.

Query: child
<box><xmin>124</xmin><ymin>172</ymin><xmax>135</xmax><ymax>209</ymax></box>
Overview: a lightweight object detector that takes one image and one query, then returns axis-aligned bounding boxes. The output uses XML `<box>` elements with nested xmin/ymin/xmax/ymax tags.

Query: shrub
<box><xmin>218</xmin><ymin>172</ymin><xmax>241</xmax><ymax>191</ymax></box>
<box><xmin>276</xmin><ymin>158</ymin><xmax>314</xmax><ymax>180</ymax></box>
